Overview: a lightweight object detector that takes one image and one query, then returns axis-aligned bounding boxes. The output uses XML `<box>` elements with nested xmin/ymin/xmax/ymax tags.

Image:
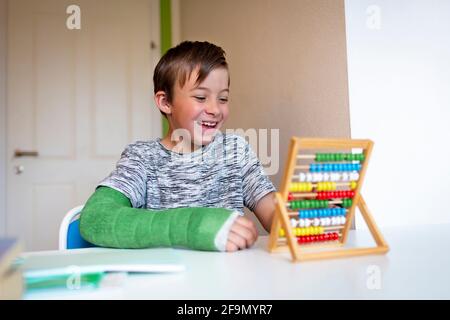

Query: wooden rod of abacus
<box><xmin>296</xmin><ymin>155</ymin><xmax>316</xmax><ymax>160</ymax></box>
<box><xmin>289</xmin><ymin>192</ymin><xmax>354</xmax><ymax>198</ymax></box>
<box><xmin>286</xmin><ymin>226</ymin><xmax>345</xmax><ymax>231</ymax></box>
<box><xmin>295</xmin><ymin>165</ymin><xmax>359</xmax><ymax>170</ymax></box>
<box><xmin>290</xmin><ymin>182</ymin><xmax>354</xmax><ymax>188</ymax></box>
<box><xmin>287</xmin><ymin>211</ymin><xmax>347</xmax><ymax>217</ymax></box>
<box><xmin>290</xmin><ymin>192</ymin><xmax>316</xmax><ymax>197</ymax></box>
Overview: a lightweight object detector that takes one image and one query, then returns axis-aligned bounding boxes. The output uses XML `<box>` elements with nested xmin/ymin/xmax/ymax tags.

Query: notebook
<box><xmin>16</xmin><ymin>247</ymin><xmax>186</xmax><ymax>278</ymax></box>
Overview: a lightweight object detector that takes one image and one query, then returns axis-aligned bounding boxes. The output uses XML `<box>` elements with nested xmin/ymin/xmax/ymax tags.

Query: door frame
<box><xmin>0</xmin><ymin>0</ymin><xmax>7</xmax><ymax>237</ymax></box>
<box><xmin>1</xmin><ymin>0</ymin><xmax>162</xmax><ymax>238</ymax></box>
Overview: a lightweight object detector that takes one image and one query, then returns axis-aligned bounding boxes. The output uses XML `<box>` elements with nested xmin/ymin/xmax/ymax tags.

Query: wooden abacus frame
<box><xmin>268</xmin><ymin>138</ymin><xmax>389</xmax><ymax>262</ymax></box>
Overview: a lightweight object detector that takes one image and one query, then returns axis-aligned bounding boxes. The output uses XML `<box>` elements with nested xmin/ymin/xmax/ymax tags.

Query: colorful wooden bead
<box><xmin>349</xmin><ymin>172</ymin><xmax>359</xmax><ymax>181</ymax></box>
<box><xmin>290</xmin><ymin>218</ymin><xmax>298</xmax><ymax>227</ymax></box>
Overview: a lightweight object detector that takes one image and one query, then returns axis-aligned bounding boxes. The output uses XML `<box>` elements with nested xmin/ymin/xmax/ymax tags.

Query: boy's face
<box><xmin>168</xmin><ymin>67</ymin><xmax>230</xmax><ymax>147</ymax></box>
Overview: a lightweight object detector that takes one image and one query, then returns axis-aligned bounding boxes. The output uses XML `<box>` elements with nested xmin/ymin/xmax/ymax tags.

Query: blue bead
<box><xmin>341</xmin><ymin>208</ymin><xmax>346</xmax><ymax>215</ymax></box>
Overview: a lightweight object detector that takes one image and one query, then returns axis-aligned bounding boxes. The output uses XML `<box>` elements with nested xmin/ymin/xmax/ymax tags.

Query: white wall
<box><xmin>345</xmin><ymin>0</ymin><xmax>450</xmax><ymax>228</ymax></box>
<box><xmin>0</xmin><ymin>0</ymin><xmax>7</xmax><ymax>236</ymax></box>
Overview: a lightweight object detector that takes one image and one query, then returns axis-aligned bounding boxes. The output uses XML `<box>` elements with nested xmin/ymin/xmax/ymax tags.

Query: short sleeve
<box><xmin>239</xmin><ymin>137</ymin><xmax>276</xmax><ymax>211</ymax></box>
<box><xmin>98</xmin><ymin>143</ymin><xmax>147</xmax><ymax>208</ymax></box>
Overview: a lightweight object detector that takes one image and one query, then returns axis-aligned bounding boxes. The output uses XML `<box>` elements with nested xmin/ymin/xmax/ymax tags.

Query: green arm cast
<box><xmin>79</xmin><ymin>187</ymin><xmax>235</xmax><ymax>251</ymax></box>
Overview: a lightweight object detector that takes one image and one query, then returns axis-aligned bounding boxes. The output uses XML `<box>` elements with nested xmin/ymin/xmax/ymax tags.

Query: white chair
<box><xmin>58</xmin><ymin>205</ymin><xmax>95</xmax><ymax>250</ymax></box>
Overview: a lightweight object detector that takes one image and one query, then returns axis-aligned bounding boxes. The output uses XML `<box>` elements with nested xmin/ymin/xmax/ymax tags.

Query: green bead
<box><xmin>295</xmin><ymin>201</ymin><xmax>300</xmax><ymax>209</ymax></box>
<box><xmin>316</xmin><ymin>154</ymin><xmax>321</xmax><ymax>162</ymax></box>
<box><xmin>358</xmin><ymin>154</ymin><xmax>365</xmax><ymax>161</ymax></box>
<box><xmin>343</xmin><ymin>199</ymin><xmax>353</xmax><ymax>208</ymax></box>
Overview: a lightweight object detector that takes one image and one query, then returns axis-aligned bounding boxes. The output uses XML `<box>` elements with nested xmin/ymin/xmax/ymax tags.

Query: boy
<box><xmin>80</xmin><ymin>41</ymin><xmax>276</xmax><ymax>252</ymax></box>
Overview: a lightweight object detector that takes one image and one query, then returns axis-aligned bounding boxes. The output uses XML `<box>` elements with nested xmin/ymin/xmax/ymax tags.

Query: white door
<box><xmin>6</xmin><ymin>0</ymin><xmax>161</xmax><ymax>251</ymax></box>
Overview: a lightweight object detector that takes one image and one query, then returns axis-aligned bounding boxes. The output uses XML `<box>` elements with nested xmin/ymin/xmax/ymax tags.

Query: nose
<box><xmin>205</xmin><ymin>100</ymin><xmax>220</xmax><ymax>116</ymax></box>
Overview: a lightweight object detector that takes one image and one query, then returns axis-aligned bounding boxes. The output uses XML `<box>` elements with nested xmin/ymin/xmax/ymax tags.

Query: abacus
<box><xmin>268</xmin><ymin>138</ymin><xmax>389</xmax><ymax>262</ymax></box>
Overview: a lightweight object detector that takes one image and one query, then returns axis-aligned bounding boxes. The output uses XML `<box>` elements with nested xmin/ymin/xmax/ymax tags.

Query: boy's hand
<box><xmin>226</xmin><ymin>216</ymin><xmax>258</xmax><ymax>252</ymax></box>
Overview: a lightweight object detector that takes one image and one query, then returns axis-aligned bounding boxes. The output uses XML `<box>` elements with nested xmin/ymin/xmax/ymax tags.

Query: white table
<box><xmin>24</xmin><ymin>224</ymin><xmax>450</xmax><ymax>299</ymax></box>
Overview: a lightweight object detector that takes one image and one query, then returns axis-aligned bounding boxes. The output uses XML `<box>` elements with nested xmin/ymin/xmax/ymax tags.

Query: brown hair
<box><xmin>153</xmin><ymin>41</ymin><xmax>229</xmax><ymax>115</ymax></box>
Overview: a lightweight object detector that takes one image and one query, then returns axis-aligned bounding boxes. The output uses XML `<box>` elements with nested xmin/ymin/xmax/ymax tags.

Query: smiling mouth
<box><xmin>197</xmin><ymin>120</ymin><xmax>219</xmax><ymax>129</ymax></box>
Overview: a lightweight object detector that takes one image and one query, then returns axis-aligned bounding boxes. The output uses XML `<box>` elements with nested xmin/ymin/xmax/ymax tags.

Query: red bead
<box><xmin>324</xmin><ymin>233</ymin><xmax>330</xmax><ymax>241</ymax></box>
<box><xmin>318</xmin><ymin>234</ymin><xmax>325</xmax><ymax>242</ymax></box>
<box><xmin>333</xmin><ymin>233</ymin><xmax>339</xmax><ymax>240</ymax></box>
<box><xmin>288</xmin><ymin>192</ymin><xmax>293</xmax><ymax>201</ymax></box>
<box><xmin>305</xmin><ymin>236</ymin><xmax>311</xmax><ymax>243</ymax></box>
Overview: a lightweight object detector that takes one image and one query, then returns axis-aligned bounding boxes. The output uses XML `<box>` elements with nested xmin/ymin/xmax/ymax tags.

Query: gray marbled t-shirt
<box><xmin>98</xmin><ymin>132</ymin><xmax>276</xmax><ymax>214</ymax></box>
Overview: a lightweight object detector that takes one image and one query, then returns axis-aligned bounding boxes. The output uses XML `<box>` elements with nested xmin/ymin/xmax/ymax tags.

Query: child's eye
<box><xmin>219</xmin><ymin>97</ymin><xmax>229</xmax><ymax>103</ymax></box>
<box><xmin>194</xmin><ymin>96</ymin><xmax>206</xmax><ymax>102</ymax></box>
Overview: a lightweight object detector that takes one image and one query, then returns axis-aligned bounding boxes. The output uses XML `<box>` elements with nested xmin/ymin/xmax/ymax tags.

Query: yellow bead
<box><xmin>350</xmin><ymin>181</ymin><xmax>357</xmax><ymax>190</ymax></box>
<box><xmin>280</xmin><ymin>229</ymin><xmax>285</xmax><ymax>237</ymax></box>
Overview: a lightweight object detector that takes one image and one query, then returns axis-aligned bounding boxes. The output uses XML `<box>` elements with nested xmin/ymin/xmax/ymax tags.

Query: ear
<box><xmin>154</xmin><ymin>91</ymin><xmax>172</xmax><ymax>115</ymax></box>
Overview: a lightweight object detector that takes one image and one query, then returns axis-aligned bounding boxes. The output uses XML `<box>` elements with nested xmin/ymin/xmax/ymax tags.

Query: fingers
<box><xmin>225</xmin><ymin>217</ymin><xmax>259</xmax><ymax>252</ymax></box>
<box><xmin>226</xmin><ymin>230</ymin><xmax>247</xmax><ymax>251</ymax></box>
<box><xmin>226</xmin><ymin>240</ymin><xmax>239</xmax><ymax>252</ymax></box>
<box><xmin>235</xmin><ymin>217</ymin><xmax>258</xmax><ymax>240</ymax></box>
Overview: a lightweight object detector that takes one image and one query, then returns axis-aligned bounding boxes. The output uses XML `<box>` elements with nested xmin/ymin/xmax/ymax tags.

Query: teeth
<box><xmin>200</xmin><ymin>121</ymin><xmax>217</xmax><ymax>127</ymax></box>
